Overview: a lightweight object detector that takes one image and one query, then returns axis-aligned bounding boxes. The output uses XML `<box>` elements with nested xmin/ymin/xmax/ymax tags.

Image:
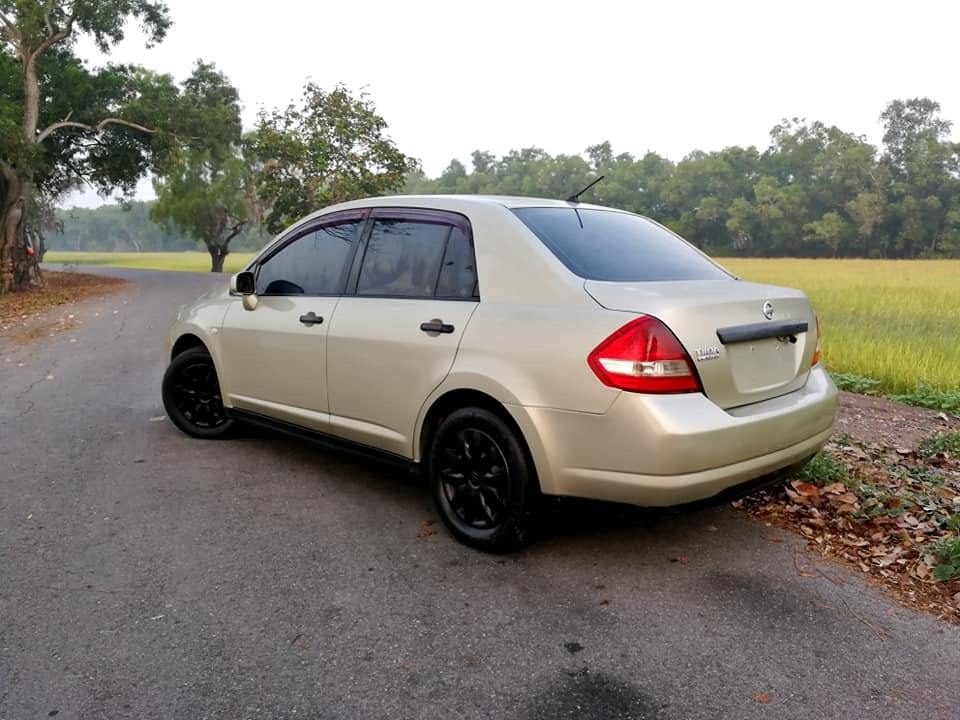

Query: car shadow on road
<box><xmin>233</xmin><ymin>422</ymin><xmax>749</xmax><ymax>553</ymax></box>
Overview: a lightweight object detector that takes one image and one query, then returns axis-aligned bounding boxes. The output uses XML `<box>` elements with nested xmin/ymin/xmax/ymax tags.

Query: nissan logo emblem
<box><xmin>762</xmin><ymin>301</ymin><xmax>775</xmax><ymax>320</ymax></box>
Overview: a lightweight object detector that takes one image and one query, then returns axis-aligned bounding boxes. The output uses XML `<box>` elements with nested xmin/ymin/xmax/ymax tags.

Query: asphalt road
<box><xmin>1</xmin><ymin>267</ymin><xmax>958</xmax><ymax>720</ymax></box>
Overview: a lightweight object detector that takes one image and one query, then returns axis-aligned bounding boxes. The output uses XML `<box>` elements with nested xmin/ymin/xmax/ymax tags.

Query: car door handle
<box><xmin>420</xmin><ymin>321</ymin><xmax>454</xmax><ymax>334</ymax></box>
<box><xmin>299</xmin><ymin>313</ymin><xmax>324</xmax><ymax>326</ymax></box>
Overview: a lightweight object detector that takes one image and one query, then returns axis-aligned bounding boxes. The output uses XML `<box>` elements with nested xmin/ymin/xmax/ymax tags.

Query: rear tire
<box><xmin>426</xmin><ymin>407</ymin><xmax>537</xmax><ymax>552</ymax></box>
<box><xmin>161</xmin><ymin>346</ymin><xmax>235</xmax><ymax>439</ymax></box>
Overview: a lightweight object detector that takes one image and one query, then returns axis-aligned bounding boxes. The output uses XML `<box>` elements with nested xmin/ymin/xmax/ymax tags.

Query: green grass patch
<box><xmin>830</xmin><ymin>372</ymin><xmax>882</xmax><ymax>395</ymax></box>
<box><xmin>931</xmin><ymin>535</ymin><xmax>960</xmax><ymax>582</ymax></box>
<box><xmin>886</xmin><ymin>385</ymin><xmax>960</xmax><ymax>415</ymax></box>
<box><xmin>45</xmin><ymin>251</ymin><xmax>255</xmax><ymax>274</ymax></box>
<box><xmin>796</xmin><ymin>451</ymin><xmax>849</xmax><ymax>486</ymax></box>
<box><xmin>918</xmin><ymin>431</ymin><xmax>960</xmax><ymax>459</ymax></box>
<box><xmin>721</xmin><ymin>258</ymin><xmax>960</xmax><ymax>399</ymax></box>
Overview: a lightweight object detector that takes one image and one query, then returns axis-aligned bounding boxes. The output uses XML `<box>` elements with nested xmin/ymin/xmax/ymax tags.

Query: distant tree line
<box><xmin>49</xmin><ymin>201</ymin><xmax>268</xmax><ymax>254</ymax></box>
<box><xmin>405</xmin><ymin>98</ymin><xmax>960</xmax><ymax>259</ymax></box>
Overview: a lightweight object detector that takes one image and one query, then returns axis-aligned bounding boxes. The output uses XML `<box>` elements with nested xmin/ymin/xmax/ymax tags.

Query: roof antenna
<box><xmin>566</xmin><ymin>175</ymin><xmax>605</xmax><ymax>203</ymax></box>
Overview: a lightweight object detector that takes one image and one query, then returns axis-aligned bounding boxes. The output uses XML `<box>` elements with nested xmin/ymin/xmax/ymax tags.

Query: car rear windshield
<box><xmin>512</xmin><ymin>207</ymin><xmax>732</xmax><ymax>282</ymax></box>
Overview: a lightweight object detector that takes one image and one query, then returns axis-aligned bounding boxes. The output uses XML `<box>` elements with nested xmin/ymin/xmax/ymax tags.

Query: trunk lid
<box><xmin>584</xmin><ymin>279</ymin><xmax>818</xmax><ymax>409</ymax></box>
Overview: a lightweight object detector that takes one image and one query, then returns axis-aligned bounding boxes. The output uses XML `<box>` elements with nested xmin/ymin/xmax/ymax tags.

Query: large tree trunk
<box><xmin>0</xmin><ymin>164</ymin><xmax>33</xmax><ymax>294</ymax></box>
<box><xmin>207</xmin><ymin>243</ymin><xmax>228</xmax><ymax>273</ymax></box>
<box><xmin>0</xmin><ymin>54</ymin><xmax>41</xmax><ymax>294</ymax></box>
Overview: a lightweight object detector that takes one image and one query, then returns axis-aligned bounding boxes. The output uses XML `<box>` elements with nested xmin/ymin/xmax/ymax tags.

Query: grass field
<box><xmin>43</xmin><ymin>252</ymin><xmax>960</xmax><ymax>399</ymax></box>
<box><xmin>45</xmin><ymin>251</ymin><xmax>254</xmax><ymax>274</ymax></box>
<box><xmin>720</xmin><ymin>259</ymin><xmax>960</xmax><ymax>398</ymax></box>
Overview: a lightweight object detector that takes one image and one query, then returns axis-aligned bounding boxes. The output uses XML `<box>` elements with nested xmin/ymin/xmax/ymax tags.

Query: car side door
<box><xmin>218</xmin><ymin>211</ymin><xmax>365</xmax><ymax>431</ymax></box>
<box><xmin>325</xmin><ymin>208</ymin><xmax>480</xmax><ymax>456</ymax></box>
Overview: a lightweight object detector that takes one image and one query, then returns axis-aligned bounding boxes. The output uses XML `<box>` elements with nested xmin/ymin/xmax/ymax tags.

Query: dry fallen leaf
<box><xmin>753</xmin><ymin>693</ymin><xmax>771</xmax><ymax>704</ymax></box>
<box><xmin>416</xmin><ymin>530</ymin><xmax>435</xmax><ymax>539</ymax></box>
<box><xmin>791</xmin><ymin>481</ymin><xmax>820</xmax><ymax>498</ymax></box>
<box><xmin>833</xmin><ymin>492</ymin><xmax>859</xmax><ymax>505</ymax></box>
<box><xmin>669</xmin><ymin>556</ymin><xmax>689</xmax><ymax>564</ymax></box>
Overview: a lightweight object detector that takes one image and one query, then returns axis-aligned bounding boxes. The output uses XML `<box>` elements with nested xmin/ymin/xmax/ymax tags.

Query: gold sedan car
<box><xmin>163</xmin><ymin>195</ymin><xmax>838</xmax><ymax>551</ymax></box>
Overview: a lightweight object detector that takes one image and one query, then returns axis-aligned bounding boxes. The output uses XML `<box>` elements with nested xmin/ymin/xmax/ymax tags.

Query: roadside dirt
<box><xmin>740</xmin><ymin>391</ymin><xmax>960</xmax><ymax>624</ymax></box>
<box><xmin>0</xmin><ymin>270</ymin><xmax>128</xmax><ymax>345</ymax></box>
<box><xmin>835</xmin><ymin>391</ymin><xmax>960</xmax><ymax>448</ymax></box>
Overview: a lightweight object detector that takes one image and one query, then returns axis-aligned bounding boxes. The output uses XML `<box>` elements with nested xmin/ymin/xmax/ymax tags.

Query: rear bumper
<box><xmin>508</xmin><ymin>366</ymin><xmax>838</xmax><ymax>507</ymax></box>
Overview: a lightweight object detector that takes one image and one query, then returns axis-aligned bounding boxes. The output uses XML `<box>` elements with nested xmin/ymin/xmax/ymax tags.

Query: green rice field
<box><xmin>721</xmin><ymin>259</ymin><xmax>959</xmax><ymax>397</ymax></box>
<box><xmin>44</xmin><ymin>252</ymin><xmax>960</xmax><ymax>398</ymax></box>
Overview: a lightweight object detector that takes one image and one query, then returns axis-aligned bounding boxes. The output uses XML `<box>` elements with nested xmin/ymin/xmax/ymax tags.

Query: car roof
<box><xmin>251</xmin><ymin>193</ymin><xmax>623</xmax><ymax>308</ymax></box>
<box><xmin>323</xmin><ymin>194</ymin><xmax>617</xmax><ymax>213</ymax></box>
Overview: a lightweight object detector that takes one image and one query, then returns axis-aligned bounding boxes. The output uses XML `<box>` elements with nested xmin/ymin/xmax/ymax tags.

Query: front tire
<box><xmin>427</xmin><ymin>407</ymin><xmax>537</xmax><ymax>552</ymax></box>
<box><xmin>161</xmin><ymin>346</ymin><xmax>235</xmax><ymax>439</ymax></box>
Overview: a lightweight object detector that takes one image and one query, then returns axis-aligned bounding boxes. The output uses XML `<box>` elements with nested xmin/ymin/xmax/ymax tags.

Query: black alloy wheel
<box><xmin>428</xmin><ymin>407</ymin><xmax>537</xmax><ymax>552</ymax></box>
<box><xmin>161</xmin><ymin>346</ymin><xmax>235</xmax><ymax>439</ymax></box>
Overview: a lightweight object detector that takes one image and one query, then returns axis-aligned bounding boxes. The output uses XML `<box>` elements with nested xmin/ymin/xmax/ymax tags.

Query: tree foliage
<box><xmin>406</xmin><ymin>98</ymin><xmax>960</xmax><ymax>259</ymax></box>
<box><xmin>248</xmin><ymin>83</ymin><xmax>418</xmax><ymax>234</ymax></box>
<box><xmin>0</xmin><ymin>0</ymin><xmax>176</xmax><ymax>292</ymax></box>
<box><xmin>150</xmin><ymin>61</ymin><xmax>257</xmax><ymax>272</ymax></box>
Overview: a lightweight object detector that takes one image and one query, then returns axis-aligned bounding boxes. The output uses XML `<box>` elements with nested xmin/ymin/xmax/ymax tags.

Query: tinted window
<box><xmin>435</xmin><ymin>227</ymin><xmax>478</xmax><ymax>298</ymax></box>
<box><xmin>257</xmin><ymin>220</ymin><xmax>360</xmax><ymax>295</ymax></box>
<box><xmin>357</xmin><ymin>219</ymin><xmax>449</xmax><ymax>297</ymax></box>
<box><xmin>513</xmin><ymin>208</ymin><xmax>731</xmax><ymax>282</ymax></box>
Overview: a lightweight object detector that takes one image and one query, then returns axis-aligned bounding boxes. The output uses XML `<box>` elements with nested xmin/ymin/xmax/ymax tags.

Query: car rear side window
<box><xmin>357</xmin><ymin>218</ymin><xmax>477</xmax><ymax>299</ymax></box>
<box><xmin>435</xmin><ymin>226</ymin><xmax>478</xmax><ymax>298</ymax></box>
<box><xmin>257</xmin><ymin>219</ymin><xmax>361</xmax><ymax>295</ymax></box>
<box><xmin>512</xmin><ymin>207</ymin><xmax>731</xmax><ymax>282</ymax></box>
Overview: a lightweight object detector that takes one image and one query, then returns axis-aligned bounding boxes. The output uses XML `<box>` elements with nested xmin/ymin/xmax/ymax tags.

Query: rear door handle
<box><xmin>420</xmin><ymin>321</ymin><xmax>454</xmax><ymax>334</ymax></box>
<box><xmin>299</xmin><ymin>313</ymin><xmax>324</xmax><ymax>326</ymax></box>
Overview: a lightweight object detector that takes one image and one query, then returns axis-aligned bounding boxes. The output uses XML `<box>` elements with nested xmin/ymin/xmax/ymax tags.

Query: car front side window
<box><xmin>257</xmin><ymin>219</ymin><xmax>362</xmax><ymax>296</ymax></box>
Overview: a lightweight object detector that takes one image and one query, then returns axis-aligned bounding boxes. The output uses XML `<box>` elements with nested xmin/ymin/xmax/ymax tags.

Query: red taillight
<box><xmin>811</xmin><ymin>315</ymin><xmax>821</xmax><ymax>366</ymax></box>
<box><xmin>588</xmin><ymin>316</ymin><xmax>701</xmax><ymax>394</ymax></box>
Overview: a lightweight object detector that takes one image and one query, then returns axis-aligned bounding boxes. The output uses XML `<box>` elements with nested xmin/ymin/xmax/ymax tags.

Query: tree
<box><xmin>436</xmin><ymin>159</ymin><xmax>467</xmax><ymax>193</ymax></box>
<box><xmin>248</xmin><ymin>83</ymin><xmax>418</xmax><ymax>234</ymax></box>
<box><xmin>151</xmin><ymin>148</ymin><xmax>255</xmax><ymax>271</ymax></box>
<box><xmin>879</xmin><ymin>99</ymin><xmax>959</xmax><ymax>256</ymax></box>
<box><xmin>151</xmin><ymin>61</ymin><xmax>255</xmax><ymax>272</ymax></box>
<box><xmin>0</xmin><ymin>0</ymin><xmax>173</xmax><ymax>293</ymax></box>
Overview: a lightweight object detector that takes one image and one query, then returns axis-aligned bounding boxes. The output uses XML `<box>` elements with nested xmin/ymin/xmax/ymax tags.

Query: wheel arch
<box><xmin>167</xmin><ymin>327</ymin><xmax>233</xmax><ymax>408</ymax></box>
<box><xmin>416</xmin><ymin>388</ymin><xmax>543</xmax><ymax>492</ymax></box>
<box><xmin>170</xmin><ymin>333</ymin><xmax>207</xmax><ymax>360</ymax></box>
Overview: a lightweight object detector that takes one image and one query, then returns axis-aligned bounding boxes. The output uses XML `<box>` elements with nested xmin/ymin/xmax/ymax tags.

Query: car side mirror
<box><xmin>234</xmin><ymin>271</ymin><xmax>256</xmax><ymax>294</ymax></box>
<box><xmin>232</xmin><ymin>270</ymin><xmax>259</xmax><ymax>311</ymax></box>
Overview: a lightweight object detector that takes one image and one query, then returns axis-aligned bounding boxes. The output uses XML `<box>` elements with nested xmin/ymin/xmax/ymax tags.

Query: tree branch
<box><xmin>0</xmin><ymin>10</ymin><xmax>18</xmax><ymax>47</ymax></box>
<box><xmin>43</xmin><ymin>0</ymin><xmax>55</xmax><ymax>37</ymax></box>
<box><xmin>29</xmin><ymin>9</ymin><xmax>75</xmax><ymax>64</ymax></box>
<box><xmin>36</xmin><ymin>117</ymin><xmax>157</xmax><ymax>145</ymax></box>
<box><xmin>224</xmin><ymin>220</ymin><xmax>246</xmax><ymax>243</ymax></box>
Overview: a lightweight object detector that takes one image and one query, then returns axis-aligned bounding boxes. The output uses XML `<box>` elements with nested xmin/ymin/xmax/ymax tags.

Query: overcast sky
<box><xmin>68</xmin><ymin>0</ymin><xmax>959</xmax><ymax>207</ymax></box>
